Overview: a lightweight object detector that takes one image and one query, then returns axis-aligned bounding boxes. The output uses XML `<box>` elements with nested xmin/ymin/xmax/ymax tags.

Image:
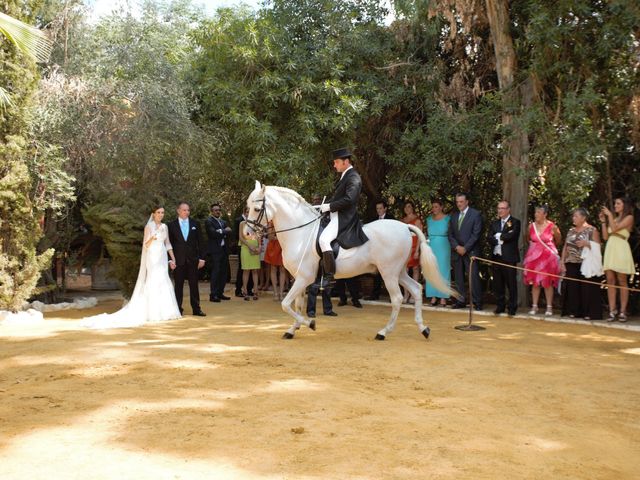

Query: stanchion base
<box><xmin>454</xmin><ymin>324</ymin><xmax>486</xmax><ymax>331</ymax></box>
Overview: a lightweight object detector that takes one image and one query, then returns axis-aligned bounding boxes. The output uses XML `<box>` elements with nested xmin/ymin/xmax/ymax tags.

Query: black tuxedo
<box><xmin>205</xmin><ymin>215</ymin><xmax>230</xmax><ymax>299</ymax></box>
<box><xmin>328</xmin><ymin>168</ymin><xmax>368</xmax><ymax>249</ymax></box>
<box><xmin>168</xmin><ymin>218</ymin><xmax>204</xmax><ymax>312</ymax></box>
<box><xmin>487</xmin><ymin>216</ymin><xmax>521</xmax><ymax>314</ymax></box>
<box><xmin>448</xmin><ymin>207</ymin><xmax>483</xmax><ymax>307</ymax></box>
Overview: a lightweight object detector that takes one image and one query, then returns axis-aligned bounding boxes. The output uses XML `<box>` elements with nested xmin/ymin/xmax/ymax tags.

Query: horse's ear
<box><xmin>254</xmin><ymin>180</ymin><xmax>261</xmax><ymax>192</ymax></box>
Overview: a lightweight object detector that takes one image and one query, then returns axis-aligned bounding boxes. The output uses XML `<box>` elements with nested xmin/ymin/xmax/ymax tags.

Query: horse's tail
<box><xmin>407</xmin><ymin>224</ymin><xmax>461</xmax><ymax>300</ymax></box>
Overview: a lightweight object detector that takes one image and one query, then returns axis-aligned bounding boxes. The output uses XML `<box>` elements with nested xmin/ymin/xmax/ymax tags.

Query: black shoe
<box><xmin>365</xmin><ymin>295</ymin><xmax>379</xmax><ymax>301</ymax></box>
<box><xmin>337</xmin><ymin>299</ymin><xmax>348</xmax><ymax>307</ymax></box>
<box><xmin>220</xmin><ymin>295</ymin><xmax>231</xmax><ymax>300</ymax></box>
<box><xmin>307</xmin><ymin>312</ymin><xmax>316</xmax><ymax>318</ymax></box>
<box><xmin>235</xmin><ymin>292</ymin><xmax>244</xmax><ymax>298</ymax></box>
<box><xmin>508</xmin><ymin>310</ymin><xmax>517</xmax><ymax>316</ymax></box>
<box><xmin>210</xmin><ymin>297</ymin><xmax>221</xmax><ymax>303</ymax></box>
<box><xmin>352</xmin><ymin>300</ymin><xmax>363</xmax><ymax>308</ymax></box>
<box><xmin>493</xmin><ymin>308</ymin><xmax>505</xmax><ymax>315</ymax></box>
<box><xmin>179</xmin><ymin>308</ymin><xmax>184</xmax><ymax>315</ymax></box>
<box><xmin>451</xmin><ymin>302</ymin><xmax>466</xmax><ymax>309</ymax></box>
<box><xmin>193</xmin><ymin>310</ymin><xmax>206</xmax><ymax>316</ymax></box>
<box><xmin>474</xmin><ymin>305</ymin><xmax>484</xmax><ymax>311</ymax></box>
<box><xmin>324</xmin><ymin>311</ymin><xmax>338</xmax><ymax>317</ymax></box>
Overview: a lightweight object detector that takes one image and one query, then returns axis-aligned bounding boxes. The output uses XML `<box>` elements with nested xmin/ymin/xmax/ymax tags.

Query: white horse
<box><xmin>246</xmin><ymin>182</ymin><xmax>457</xmax><ymax>340</ymax></box>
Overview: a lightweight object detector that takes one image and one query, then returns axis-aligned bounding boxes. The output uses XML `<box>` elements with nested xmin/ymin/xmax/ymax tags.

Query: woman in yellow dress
<box><xmin>599</xmin><ymin>197</ymin><xmax>635</xmax><ymax>322</ymax></box>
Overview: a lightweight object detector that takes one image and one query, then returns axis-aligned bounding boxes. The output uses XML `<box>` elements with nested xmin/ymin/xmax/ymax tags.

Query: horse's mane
<box><xmin>266</xmin><ymin>186</ymin><xmax>311</xmax><ymax>207</ymax></box>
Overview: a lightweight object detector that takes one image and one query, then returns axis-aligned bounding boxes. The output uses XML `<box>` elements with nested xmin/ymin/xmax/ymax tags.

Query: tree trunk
<box><xmin>485</xmin><ymin>0</ymin><xmax>531</xmax><ymax>308</ymax></box>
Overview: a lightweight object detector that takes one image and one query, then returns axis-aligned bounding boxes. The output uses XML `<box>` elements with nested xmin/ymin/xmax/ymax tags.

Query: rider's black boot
<box><xmin>319</xmin><ymin>251</ymin><xmax>336</xmax><ymax>291</ymax></box>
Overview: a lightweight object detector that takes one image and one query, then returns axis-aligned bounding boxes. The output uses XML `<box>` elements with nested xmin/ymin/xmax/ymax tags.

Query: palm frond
<box><xmin>0</xmin><ymin>11</ymin><xmax>52</xmax><ymax>62</ymax></box>
<box><xmin>0</xmin><ymin>86</ymin><xmax>11</xmax><ymax>109</ymax></box>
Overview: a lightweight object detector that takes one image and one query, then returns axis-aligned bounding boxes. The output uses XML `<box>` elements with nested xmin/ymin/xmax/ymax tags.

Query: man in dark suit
<box><xmin>365</xmin><ymin>200</ymin><xmax>395</xmax><ymax>301</ymax></box>
<box><xmin>315</xmin><ymin>147</ymin><xmax>369</xmax><ymax>288</ymax></box>
<box><xmin>205</xmin><ymin>202</ymin><xmax>232</xmax><ymax>302</ymax></box>
<box><xmin>448</xmin><ymin>192</ymin><xmax>483</xmax><ymax>310</ymax></box>
<box><xmin>168</xmin><ymin>201</ymin><xmax>206</xmax><ymax>316</ymax></box>
<box><xmin>233</xmin><ymin>207</ymin><xmax>253</xmax><ymax>297</ymax></box>
<box><xmin>335</xmin><ymin>277</ymin><xmax>363</xmax><ymax>308</ymax></box>
<box><xmin>487</xmin><ymin>200</ymin><xmax>521</xmax><ymax>316</ymax></box>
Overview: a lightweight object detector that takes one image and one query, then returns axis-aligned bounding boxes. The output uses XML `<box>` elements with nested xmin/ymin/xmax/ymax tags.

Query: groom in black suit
<box><xmin>168</xmin><ymin>201</ymin><xmax>206</xmax><ymax>316</ymax></box>
<box><xmin>448</xmin><ymin>192</ymin><xmax>483</xmax><ymax>310</ymax></box>
<box><xmin>487</xmin><ymin>200</ymin><xmax>521</xmax><ymax>316</ymax></box>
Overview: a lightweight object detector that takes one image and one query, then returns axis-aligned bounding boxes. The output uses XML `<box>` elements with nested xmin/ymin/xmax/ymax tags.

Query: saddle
<box><xmin>315</xmin><ymin>213</ymin><xmax>341</xmax><ymax>259</ymax></box>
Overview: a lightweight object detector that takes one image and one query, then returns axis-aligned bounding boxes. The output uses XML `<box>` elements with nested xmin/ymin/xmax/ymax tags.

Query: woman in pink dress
<box><xmin>522</xmin><ymin>205</ymin><xmax>562</xmax><ymax>315</ymax></box>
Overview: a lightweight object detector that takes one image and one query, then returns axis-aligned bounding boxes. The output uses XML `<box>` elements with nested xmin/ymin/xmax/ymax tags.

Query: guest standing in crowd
<box><xmin>599</xmin><ymin>197</ymin><xmax>635</xmax><ymax>322</ymax></box>
<box><xmin>448</xmin><ymin>192</ymin><xmax>483</xmax><ymax>310</ymax></box>
<box><xmin>560</xmin><ymin>208</ymin><xmax>602</xmax><ymax>320</ymax></box>
<box><xmin>307</xmin><ymin>271</ymin><xmax>338</xmax><ymax>318</ymax></box>
<box><xmin>264</xmin><ymin>221</ymin><xmax>286</xmax><ymax>301</ymax></box>
<box><xmin>205</xmin><ymin>202</ymin><xmax>231</xmax><ymax>302</ymax></box>
<box><xmin>335</xmin><ymin>278</ymin><xmax>362</xmax><ymax>308</ymax></box>
<box><xmin>401</xmin><ymin>201</ymin><xmax>423</xmax><ymax>304</ymax></box>
<box><xmin>234</xmin><ymin>207</ymin><xmax>253</xmax><ymax>297</ymax></box>
<box><xmin>258</xmin><ymin>232</ymin><xmax>270</xmax><ymax>292</ymax></box>
<box><xmin>365</xmin><ymin>200</ymin><xmax>395</xmax><ymax>301</ymax></box>
<box><xmin>522</xmin><ymin>205</ymin><xmax>562</xmax><ymax>315</ymax></box>
<box><xmin>239</xmin><ymin>219</ymin><xmax>261</xmax><ymax>301</ymax></box>
<box><xmin>487</xmin><ymin>200</ymin><xmax>521</xmax><ymax>316</ymax></box>
<box><xmin>424</xmin><ymin>199</ymin><xmax>450</xmax><ymax>307</ymax></box>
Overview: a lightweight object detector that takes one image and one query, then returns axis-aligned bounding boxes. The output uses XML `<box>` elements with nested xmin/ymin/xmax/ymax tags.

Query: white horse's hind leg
<box><xmin>399</xmin><ymin>270</ymin><xmax>430</xmax><ymax>339</ymax></box>
<box><xmin>375</xmin><ymin>271</ymin><xmax>404</xmax><ymax>340</ymax></box>
<box><xmin>280</xmin><ymin>277</ymin><xmax>313</xmax><ymax>339</ymax></box>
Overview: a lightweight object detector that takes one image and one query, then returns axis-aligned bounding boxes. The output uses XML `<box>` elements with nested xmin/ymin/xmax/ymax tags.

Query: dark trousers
<box><xmin>307</xmin><ymin>285</ymin><xmax>334</xmax><ymax>315</ymax></box>
<box><xmin>209</xmin><ymin>252</ymin><xmax>228</xmax><ymax>298</ymax></box>
<box><xmin>561</xmin><ymin>262</ymin><xmax>603</xmax><ymax>319</ymax></box>
<box><xmin>174</xmin><ymin>260</ymin><xmax>200</xmax><ymax>312</ymax></box>
<box><xmin>492</xmin><ymin>257</ymin><xmax>517</xmax><ymax>313</ymax></box>
<box><xmin>235</xmin><ymin>255</ymin><xmax>253</xmax><ymax>295</ymax></box>
<box><xmin>369</xmin><ymin>273</ymin><xmax>383</xmax><ymax>299</ymax></box>
<box><xmin>334</xmin><ymin>278</ymin><xmax>361</xmax><ymax>302</ymax></box>
<box><xmin>453</xmin><ymin>253</ymin><xmax>482</xmax><ymax>307</ymax></box>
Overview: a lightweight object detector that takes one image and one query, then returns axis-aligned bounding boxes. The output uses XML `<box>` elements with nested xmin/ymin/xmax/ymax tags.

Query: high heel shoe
<box><xmin>618</xmin><ymin>312</ymin><xmax>628</xmax><ymax>323</ymax></box>
<box><xmin>528</xmin><ymin>305</ymin><xmax>538</xmax><ymax>315</ymax></box>
<box><xmin>607</xmin><ymin>310</ymin><xmax>617</xmax><ymax>322</ymax></box>
<box><xmin>545</xmin><ymin>307</ymin><xmax>553</xmax><ymax>316</ymax></box>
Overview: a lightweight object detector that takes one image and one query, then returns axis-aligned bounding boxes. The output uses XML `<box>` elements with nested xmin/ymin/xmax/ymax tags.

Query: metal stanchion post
<box><xmin>455</xmin><ymin>256</ymin><xmax>486</xmax><ymax>331</ymax></box>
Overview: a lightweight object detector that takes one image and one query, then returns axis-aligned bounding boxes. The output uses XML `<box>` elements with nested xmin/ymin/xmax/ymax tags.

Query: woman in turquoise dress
<box><xmin>425</xmin><ymin>199</ymin><xmax>451</xmax><ymax>306</ymax></box>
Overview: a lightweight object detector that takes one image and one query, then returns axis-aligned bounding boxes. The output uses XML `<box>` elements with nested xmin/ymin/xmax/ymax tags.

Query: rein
<box><xmin>245</xmin><ymin>195</ymin><xmax>323</xmax><ymax>237</ymax></box>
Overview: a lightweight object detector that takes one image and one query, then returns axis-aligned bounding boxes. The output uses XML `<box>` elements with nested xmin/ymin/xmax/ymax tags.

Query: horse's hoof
<box><xmin>374</xmin><ymin>333</ymin><xmax>385</xmax><ymax>341</ymax></box>
<box><xmin>282</xmin><ymin>332</ymin><xmax>294</xmax><ymax>340</ymax></box>
<box><xmin>422</xmin><ymin>327</ymin><xmax>430</xmax><ymax>339</ymax></box>
<box><xmin>309</xmin><ymin>320</ymin><xmax>316</xmax><ymax>331</ymax></box>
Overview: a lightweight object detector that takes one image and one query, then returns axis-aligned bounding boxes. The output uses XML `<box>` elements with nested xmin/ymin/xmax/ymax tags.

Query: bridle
<box><xmin>245</xmin><ymin>194</ymin><xmax>323</xmax><ymax>237</ymax></box>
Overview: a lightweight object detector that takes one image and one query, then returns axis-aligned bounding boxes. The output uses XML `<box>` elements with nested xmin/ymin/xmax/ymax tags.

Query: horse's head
<box><xmin>246</xmin><ymin>180</ymin><xmax>269</xmax><ymax>236</ymax></box>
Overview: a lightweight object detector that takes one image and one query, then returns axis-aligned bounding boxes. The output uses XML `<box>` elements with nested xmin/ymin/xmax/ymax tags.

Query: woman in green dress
<box><xmin>239</xmin><ymin>220</ymin><xmax>261</xmax><ymax>301</ymax></box>
<box><xmin>425</xmin><ymin>199</ymin><xmax>451</xmax><ymax>306</ymax></box>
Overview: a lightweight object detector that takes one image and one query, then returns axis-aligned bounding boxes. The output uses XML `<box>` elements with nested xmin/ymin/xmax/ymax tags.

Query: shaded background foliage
<box><xmin>1</xmin><ymin>0</ymin><xmax>638</xmax><ymax>305</ymax></box>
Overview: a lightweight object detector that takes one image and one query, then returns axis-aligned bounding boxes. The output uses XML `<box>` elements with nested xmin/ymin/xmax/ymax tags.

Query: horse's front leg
<box><xmin>280</xmin><ymin>277</ymin><xmax>314</xmax><ymax>339</ymax></box>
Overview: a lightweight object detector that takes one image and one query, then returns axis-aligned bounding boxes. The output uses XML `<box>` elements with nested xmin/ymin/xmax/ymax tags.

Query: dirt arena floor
<box><xmin>1</xmin><ymin>290</ymin><xmax>640</xmax><ymax>479</ymax></box>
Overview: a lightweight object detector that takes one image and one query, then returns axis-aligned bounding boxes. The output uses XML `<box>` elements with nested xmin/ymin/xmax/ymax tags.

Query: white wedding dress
<box><xmin>81</xmin><ymin>220</ymin><xmax>181</xmax><ymax>329</ymax></box>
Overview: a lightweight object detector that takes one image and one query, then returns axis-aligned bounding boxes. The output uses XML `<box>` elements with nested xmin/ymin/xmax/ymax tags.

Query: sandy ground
<box><xmin>1</xmin><ymin>288</ymin><xmax>640</xmax><ymax>480</ymax></box>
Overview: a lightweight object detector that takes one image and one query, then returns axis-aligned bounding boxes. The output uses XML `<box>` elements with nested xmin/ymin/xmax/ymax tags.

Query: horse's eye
<box><xmin>254</xmin><ymin>208</ymin><xmax>261</xmax><ymax>212</ymax></box>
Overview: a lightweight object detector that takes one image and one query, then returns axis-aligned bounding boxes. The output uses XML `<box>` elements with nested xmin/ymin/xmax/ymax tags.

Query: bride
<box><xmin>81</xmin><ymin>206</ymin><xmax>182</xmax><ymax>328</ymax></box>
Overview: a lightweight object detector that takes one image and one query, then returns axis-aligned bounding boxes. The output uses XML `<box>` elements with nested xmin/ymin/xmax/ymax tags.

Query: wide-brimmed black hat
<box><xmin>332</xmin><ymin>147</ymin><xmax>353</xmax><ymax>160</ymax></box>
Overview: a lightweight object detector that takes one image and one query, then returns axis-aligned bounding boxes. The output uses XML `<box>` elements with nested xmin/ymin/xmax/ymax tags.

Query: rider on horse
<box><xmin>315</xmin><ymin>148</ymin><xmax>369</xmax><ymax>288</ymax></box>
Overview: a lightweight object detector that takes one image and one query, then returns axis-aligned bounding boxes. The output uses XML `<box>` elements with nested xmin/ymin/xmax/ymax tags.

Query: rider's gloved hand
<box><xmin>320</xmin><ymin>204</ymin><xmax>331</xmax><ymax>213</ymax></box>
